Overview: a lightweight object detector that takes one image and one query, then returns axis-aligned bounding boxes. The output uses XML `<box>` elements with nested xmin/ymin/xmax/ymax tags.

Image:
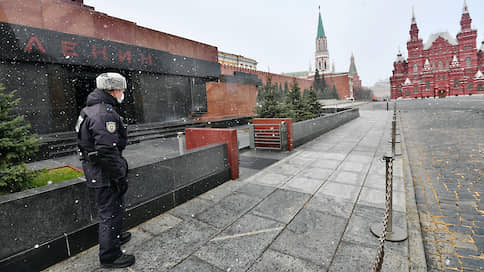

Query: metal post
<box><xmin>249</xmin><ymin>124</ymin><xmax>255</xmax><ymax>149</ymax></box>
<box><xmin>386</xmin><ymin>155</ymin><xmax>393</xmax><ymax>233</ymax></box>
<box><xmin>280</xmin><ymin>121</ymin><xmax>288</xmax><ymax>151</ymax></box>
<box><xmin>177</xmin><ymin>132</ymin><xmax>184</xmax><ymax>155</ymax></box>
<box><xmin>392</xmin><ymin>116</ymin><xmax>396</xmax><ymax>156</ymax></box>
<box><xmin>386</xmin><ymin>101</ymin><xmax>389</xmax><ymax>111</ymax></box>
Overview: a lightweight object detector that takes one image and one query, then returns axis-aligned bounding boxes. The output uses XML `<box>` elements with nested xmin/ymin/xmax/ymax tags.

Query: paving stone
<box><xmin>437</xmin><ymin>241</ymin><xmax>455</xmax><ymax>254</ymax></box>
<box><xmin>194</xmin><ymin>206</ymin><xmax>239</xmax><ymax>229</ymax></box>
<box><xmin>45</xmin><ymin>245</ymin><xmax>99</xmax><ymax>272</ymax></box>
<box><xmin>251</xmin><ymin>189</ymin><xmax>310</xmax><ymax>223</ymax></box>
<box><xmin>453</xmin><ymin>239</ymin><xmax>478</xmax><ymax>250</ymax></box>
<box><xmin>305</xmin><ymin>194</ymin><xmax>354</xmax><ymax>219</ymax></box>
<box><xmin>284</xmin><ymin>156</ymin><xmax>316</xmax><ymax>166</ymax></box>
<box><xmin>198</xmin><ymin>180</ymin><xmax>243</xmax><ymax>202</ymax></box>
<box><xmin>132</xmin><ymin>219</ymin><xmax>218</xmax><ymax>271</ymax></box>
<box><xmin>426</xmin><ymin>253</ymin><xmax>443</xmax><ymax>270</ymax></box>
<box><xmin>460</xmin><ymin>256</ymin><xmax>484</xmax><ymax>270</ymax></box>
<box><xmin>451</xmin><ymin>232</ymin><xmax>473</xmax><ymax>242</ymax></box>
<box><xmin>298</xmin><ymin>167</ymin><xmax>332</xmax><ymax>181</ymax></box>
<box><xmin>346</xmin><ymin>154</ymin><xmax>373</xmax><ymax>164</ymax></box>
<box><xmin>381</xmin><ymin>250</ymin><xmax>409</xmax><ymax>272</ymax></box>
<box><xmin>400</xmin><ymin>98</ymin><xmax>484</xmax><ymax>271</ymax></box>
<box><xmin>139</xmin><ymin>213</ymin><xmax>183</xmax><ymax>236</ymax></box>
<box><xmin>195</xmin><ymin>193</ymin><xmax>260</xmax><ymax>228</ymax></box>
<box><xmin>248</xmin><ymin>249</ymin><xmax>324</xmax><ymax>271</ymax></box>
<box><xmin>282</xmin><ymin>176</ymin><xmax>325</xmax><ymax>195</ymax></box>
<box><xmin>339</xmin><ymin>161</ymin><xmax>367</xmax><ymax>173</ymax></box>
<box><xmin>331</xmin><ymin>170</ymin><xmax>365</xmax><ymax>186</ymax></box>
<box><xmin>328</xmin><ymin>241</ymin><xmax>373</xmax><ymax>271</ymax></box>
<box><xmin>169</xmin><ymin>197</ymin><xmax>214</xmax><ymax>219</ymax></box>
<box><xmin>121</xmin><ymin>227</ymin><xmax>153</xmax><ymax>253</ymax></box>
<box><xmin>265</xmin><ymin>163</ymin><xmax>303</xmax><ymax>176</ymax></box>
<box><xmin>171</xmin><ymin>256</ymin><xmax>224</xmax><ymax>272</ymax></box>
<box><xmin>316</xmin><ymin>182</ymin><xmax>360</xmax><ymax>202</ymax></box>
<box><xmin>341</xmin><ymin>204</ymin><xmax>408</xmax><ymax>256</ymax></box>
<box><xmin>423</xmin><ymin>238</ymin><xmax>439</xmax><ymax>255</ymax></box>
<box><xmin>195</xmin><ymin>213</ymin><xmax>283</xmax><ymax>272</ymax></box>
<box><xmin>315</xmin><ymin>152</ymin><xmax>347</xmax><ymax>161</ymax></box>
<box><xmin>270</xmin><ymin>209</ymin><xmax>347</xmax><ymax>266</ymax></box>
<box><xmin>441</xmin><ymin>253</ymin><xmax>462</xmax><ymax>270</ymax></box>
<box><xmin>310</xmin><ymin>159</ymin><xmax>341</xmax><ymax>169</ymax></box>
<box><xmin>234</xmin><ymin>183</ymin><xmax>277</xmax><ymax>200</ymax></box>
<box><xmin>455</xmin><ymin>246</ymin><xmax>481</xmax><ymax>258</ymax></box>
<box><xmin>358</xmin><ymin>187</ymin><xmax>406</xmax><ymax>212</ymax></box>
<box><xmin>247</xmin><ymin>171</ymin><xmax>291</xmax><ymax>187</ymax></box>
<box><xmin>297</xmin><ymin>151</ymin><xmax>326</xmax><ymax>160</ymax></box>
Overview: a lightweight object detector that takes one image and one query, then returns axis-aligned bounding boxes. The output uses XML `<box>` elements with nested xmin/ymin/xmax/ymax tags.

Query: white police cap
<box><xmin>96</xmin><ymin>72</ymin><xmax>127</xmax><ymax>90</ymax></box>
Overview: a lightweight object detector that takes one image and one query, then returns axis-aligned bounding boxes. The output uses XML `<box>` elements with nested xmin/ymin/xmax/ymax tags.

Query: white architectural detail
<box><xmin>423</xmin><ymin>32</ymin><xmax>458</xmax><ymax>50</ymax></box>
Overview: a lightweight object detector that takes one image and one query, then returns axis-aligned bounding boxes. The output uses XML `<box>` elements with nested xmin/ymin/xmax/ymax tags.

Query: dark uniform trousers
<box><xmin>95</xmin><ymin>186</ymin><xmax>125</xmax><ymax>262</ymax></box>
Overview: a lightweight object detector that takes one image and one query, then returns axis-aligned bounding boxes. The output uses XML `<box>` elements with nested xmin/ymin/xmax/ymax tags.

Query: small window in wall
<box><xmin>426</xmin><ymin>82</ymin><xmax>430</xmax><ymax>90</ymax></box>
<box><xmin>478</xmin><ymin>84</ymin><xmax>483</xmax><ymax>92</ymax></box>
<box><xmin>468</xmin><ymin>82</ymin><xmax>473</xmax><ymax>89</ymax></box>
<box><xmin>466</xmin><ymin>57</ymin><xmax>471</xmax><ymax>67</ymax></box>
<box><xmin>454</xmin><ymin>79</ymin><xmax>459</xmax><ymax>88</ymax></box>
<box><xmin>413</xmin><ymin>63</ymin><xmax>418</xmax><ymax>72</ymax></box>
<box><xmin>443</xmin><ymin>75</ymin><xmax>445</xmax><ymax>80</ymax></box>
<box><xmin>446</xmin><ymin>60</ymin><xmax>449</xmax><ymax>68</ymax></box>
<box><xmin>398</xmin><ymin>86</ymin><xmax>402</xmax><ymax>95</ymax></box>
<box><xmin>405</xmin><ymin>89</ymin><xmax>410</xmax><ymax>96</ymax></box>
<box><xmin>438</xmin><ymin>61</ymin><xmax>443</xmax><ymax>70</ymax></box>
<box><xmin>438</xmin><ymin>75</ymin><xmax>441</xmax><ymax>81</ymax></box>
<box><xmin>414</xmin><ymin>86</ymin><xmax>418</xmax><ymax>94</ymax></box>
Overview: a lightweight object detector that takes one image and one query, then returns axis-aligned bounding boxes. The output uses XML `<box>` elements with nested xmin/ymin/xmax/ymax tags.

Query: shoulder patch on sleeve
<box><xmin>106</xmin><ymin>121</ymin><xmax>116</xmax><ymax>133</ymax></box>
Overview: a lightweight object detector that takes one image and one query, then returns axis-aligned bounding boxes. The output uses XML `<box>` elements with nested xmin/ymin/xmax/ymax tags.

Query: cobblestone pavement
<box><xmin>399</xmin><ymin>96</ymin><xmax>484</xmax><ymax>271</ymax></box>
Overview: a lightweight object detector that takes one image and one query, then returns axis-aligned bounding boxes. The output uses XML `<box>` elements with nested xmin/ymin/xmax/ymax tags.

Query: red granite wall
<box><xmin>200</xmin><ymin>82</ymin><xmax>258</xmax><ymax>121</ymax></box>
<box><xmin>325</xmin><ymin>74</ymin><xmax>351</xmax><ymax>99</ymax></box>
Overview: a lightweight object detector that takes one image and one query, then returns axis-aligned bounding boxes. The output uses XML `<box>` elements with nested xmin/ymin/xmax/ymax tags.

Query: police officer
<box><xmin>76</xmin><ymin>72</ymin><xmax>135</xmax><ymax>268</ymax></box>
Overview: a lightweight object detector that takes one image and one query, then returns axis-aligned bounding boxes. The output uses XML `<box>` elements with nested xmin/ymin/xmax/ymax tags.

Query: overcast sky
<box><xmin>84</xmin><ymin>0</ymin><xmax>484</xmax><ymax>87</ymax></box>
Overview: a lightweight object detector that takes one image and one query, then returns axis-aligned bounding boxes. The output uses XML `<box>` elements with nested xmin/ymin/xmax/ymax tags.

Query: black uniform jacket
<box><xmin>77</xmin><ymin>89</ymin><xmax>128</xmax><ymax>188</ymax></box>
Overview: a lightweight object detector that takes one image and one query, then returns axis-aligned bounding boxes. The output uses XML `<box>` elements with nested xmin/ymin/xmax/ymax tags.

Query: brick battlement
<box><xmin>221</xmin><ymin>64</ymin><xmax>313</xmax><ymax>91</ymax></box>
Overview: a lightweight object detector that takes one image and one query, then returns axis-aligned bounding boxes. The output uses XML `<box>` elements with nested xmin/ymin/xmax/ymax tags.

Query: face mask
<box><xmin>117</xmin><ymin>92</ymin><xmax>125</xmax><ymax>103</ymax></box>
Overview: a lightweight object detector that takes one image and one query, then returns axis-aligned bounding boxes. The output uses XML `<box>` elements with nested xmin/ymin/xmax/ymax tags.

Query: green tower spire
<box><xmin>317</xmin><ymin>7</ymin><xmax>326</xmax><ymax>38</ymax></box>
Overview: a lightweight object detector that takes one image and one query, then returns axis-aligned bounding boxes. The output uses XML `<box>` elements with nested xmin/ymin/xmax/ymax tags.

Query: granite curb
<box><xmin>398</xmin><ymin>110</ymin><xmax>427</xmax><ymax>271</ymax></box>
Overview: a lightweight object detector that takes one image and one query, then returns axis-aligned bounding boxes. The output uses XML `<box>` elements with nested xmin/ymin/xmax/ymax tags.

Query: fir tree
<box><xmin>0</xmin><ymin>84</ymin><xmax>40</xmax><ymax>192</ymax></box>
<box><xmin>313</xmin><ymin>69</ymin><xmax>321</xmax><ymax>93</ymax></box>
<box><xmin>283</xmin><ymin>81</ymin><xmax>289</xmax><ymax>97</ymax></box>
<box><xmin>286</xmin><ymin>80</ymin><xmax>309</xmax><ymax>121</ymax></box>
<box><xmin>304</xmin><ymin>87</ymin><xmax>322</xmax><ymax>117</ymax></box>
<box><xmin>332</xmin><ymin>84</ymin><xmax>339</xmax><ymax>99</ymax></box>
<box><xmin>256</xmin><ymin>77</ymin><xmax>284</xmax><ymax>118</ymax></box>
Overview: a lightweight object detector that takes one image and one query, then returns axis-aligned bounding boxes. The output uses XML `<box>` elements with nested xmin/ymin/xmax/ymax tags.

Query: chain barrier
<box><xmin>370</xmin><ymin>156</ymin><xmax>393</xmax><ymax>272</ymax></box>
<box><xmin>370</xmin><ymin>103</ymin><xmax>407</xmax><ymax>271</ymax></box>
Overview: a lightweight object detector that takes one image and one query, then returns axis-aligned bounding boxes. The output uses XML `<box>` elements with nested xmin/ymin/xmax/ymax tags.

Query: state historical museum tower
<box><xmin>390</xmin><ymin>1</ymin><xmax>484</xmax><ymax>99</ymax></box>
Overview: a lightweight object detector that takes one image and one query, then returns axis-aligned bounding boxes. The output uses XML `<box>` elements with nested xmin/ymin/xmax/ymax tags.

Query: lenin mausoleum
<box><xmin>0</xmin><ymin>0</ymin><xmax>361</xmax><ymax>139</ymax></box>
<box><xmin>390</xmin><ymin>2</ymin><xmax>484</xmax><ymax>99</ymax></box>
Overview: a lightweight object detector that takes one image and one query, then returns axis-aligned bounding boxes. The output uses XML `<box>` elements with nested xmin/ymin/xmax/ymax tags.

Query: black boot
<box><xmin>101</xmin><ymin>253</ymin><xmax>135</xmax><ymax>268</ymax></box>
<box><xmin>120</xmin><ymin>231</ymin><xmax>132</xmax><ymax>245</ymax></box>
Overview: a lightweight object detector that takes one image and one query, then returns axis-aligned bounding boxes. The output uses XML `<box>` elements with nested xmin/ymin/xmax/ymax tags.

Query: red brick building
<box><xmin>390</xmin><ymin>3</ymin><xmax>484</xmax><ymax>99</ymax></box>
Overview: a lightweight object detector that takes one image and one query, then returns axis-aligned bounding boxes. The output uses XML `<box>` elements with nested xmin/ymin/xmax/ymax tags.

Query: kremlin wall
<box><xmin>0</xmin><ymin>0</ymin><xmax>360</xmax><ymax>134</ymax></box>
